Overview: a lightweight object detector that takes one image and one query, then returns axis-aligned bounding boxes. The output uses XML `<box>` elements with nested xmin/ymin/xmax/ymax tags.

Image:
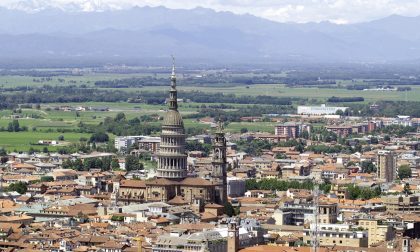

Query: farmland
<box><xmin>1</xmin><ymin>69</ymin><xmax>419</xmax><ymax>152</ymax></box>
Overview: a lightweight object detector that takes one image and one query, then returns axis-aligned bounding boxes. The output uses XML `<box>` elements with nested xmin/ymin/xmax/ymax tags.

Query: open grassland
<box><xmin>136</xmin><ymin>84</ymin><xmax>420</xmax><ymax>102</ymax></box>
<box><xmin>0</xmin><ymin>131</ymin><xmax>92</xmax><ymax>152</ymax></box>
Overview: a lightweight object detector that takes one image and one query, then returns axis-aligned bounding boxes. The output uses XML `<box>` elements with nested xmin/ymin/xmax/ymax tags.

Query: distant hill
<box><xmin>0</xmin><ymin>6</ymin><xmax>419</xmax><ymax>66</ymax></box>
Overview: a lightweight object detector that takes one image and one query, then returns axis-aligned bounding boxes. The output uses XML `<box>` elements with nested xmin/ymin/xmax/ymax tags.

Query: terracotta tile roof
<box><xmin>146</xmin><ymin>178</ymin><xmax>177</xmax><ymax>186</ymax></box>
<box><xmin>180</xmin><ymin>177</ymin><xmax>213</xmax><ymax>186</ymax></box>
<box><xmin>120</xmin><ymin>179</ymin><xmax>146</xmax><ymax>188</ymax></box>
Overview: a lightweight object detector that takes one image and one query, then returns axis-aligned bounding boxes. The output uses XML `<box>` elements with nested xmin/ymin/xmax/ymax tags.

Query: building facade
<box><xmin>377</xmin><ymin>150</ymin><xmax>397</xmax><ymax>182</ymax></box>
<box><xmin>297</xmin><ymin>104</ymin><xmax>349</xmax><ymax>115</ymax></box>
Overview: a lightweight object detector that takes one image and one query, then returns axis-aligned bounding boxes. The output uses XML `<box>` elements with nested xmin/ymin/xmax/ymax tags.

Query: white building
<box><xmin>383</xmin><ymin>115</ymin><xmax>412</xmax><ymax>127</ymax></box>
<box><xmin>297</xmin><ymin>104</ymin><xmax>349</xmax><ymax>115</ymax></box>
<box><xmin>114</xmin><ymin>135</ymin><xmax>160</xmax><ymax>153</ymax></box>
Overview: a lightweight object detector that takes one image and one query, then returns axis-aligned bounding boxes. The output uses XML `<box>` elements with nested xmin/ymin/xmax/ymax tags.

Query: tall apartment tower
<box><xmin>227</xmin><ymin>219</ymin><xmax>239</xmax><ymax>252</ymax></box>
<box><xmin>377</xmin><ymin>150</ymin><xmax>397</xmax><ymax>182</ymax></box>
<box><xmin>211</xmin><ymin>121</ymin><xmax>228</xmax><ymax>205</ymax></box>
<box><xmin>157</xmin><ymin>58</ymin><xmax>187</xmax><ymax>179</ymax></box>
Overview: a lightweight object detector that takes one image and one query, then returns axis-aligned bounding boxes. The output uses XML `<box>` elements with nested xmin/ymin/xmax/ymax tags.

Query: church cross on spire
<box><xmin>168</xmin><ymin>55</ymin><xmax>178</xmax><ymax>110</ymax></box>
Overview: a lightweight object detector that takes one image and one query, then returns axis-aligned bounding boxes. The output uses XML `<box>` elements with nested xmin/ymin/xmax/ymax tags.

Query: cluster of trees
<box><xmin>398</xmin><ymin>165</ymin><xmax>412</xmax><ymax>179</ymax></box>
<box><xmin>328</xmin><ymin>96</ymin><xmax>364</xmax><ymax>103</ymax></box>
<box><xmin>185</xmin><ymin>141</ymin><xmax>212</xmax><ymax>156</ymax></box>
<box><xmin>81</xmin><ymin>113</ymin><xmax>160</xmax><ymax>137</ymax></box>
<box><xmin>186</xmin><ymin>105</ymin><xmax>294</xmax><ymax>123</ymax></box>
<box><xmin>361</xmin><ymin>161</ymin><xmax>376</xmax><ymax>173</ymax></box>
<box><xmin>5</xmin><ymin>182</ymin><xmax>28</xmax><ymax>194</ymax></box>
<box><xmin>125</xmin><ymin>155</ymin><xmax>144</xmax><ymax>171</ymax></box>
<box><xmin>0</xmin><ymin>120</ymin><xmax>28</xmax><ymax>132</ymax></box>
<box><xmin>139</xmin><ymin>91</ymin><xmax>294</xmax><ymax>106</ymax></box>
<box><xmin>236</xmin><ymin>139</ymin><xmax>275</xmax><ymax>156</ymax></box>
<box><xmin>62</xmin><ymin>156</ymin><xmax>117</xmax><ymax>171</ymax></box>
<box><xmin>0</xmin><ymin>85</ymin><xmax>142</xmax><ymax>109</ymax></box>
<box><xmin>277</xmin><ymin>139</ymin><xmax>305</xmax><ymax>152</ymax></box>
<box><xmin>346</xmin><ymin>184</ymin><xmax>381</xmax><ymax>200</ymax></box>
<box><xmin>378</xmin><ymin>125</ymin><xmax>417</xmax><ymax>137</ymax></box>
<box><xmin>353</xmin><ymin>101</ymin><xmax>420</xmax><ymax>118</ymax></box>
<box><xmin>306</xmin><ymin>144</ymin><xmax>344</xmax><ymax>154</ymax></box>
<box><xmin>310</xmin><ymin>128</ymin><xmax>338</xmax><ymax>142</ymax></box>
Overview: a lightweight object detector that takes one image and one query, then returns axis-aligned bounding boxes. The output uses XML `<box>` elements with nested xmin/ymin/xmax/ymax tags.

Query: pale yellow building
<box><xmin>357</xmin><ymin>219</ymin><xmax>395</xmax><ymax>247</ymax></box>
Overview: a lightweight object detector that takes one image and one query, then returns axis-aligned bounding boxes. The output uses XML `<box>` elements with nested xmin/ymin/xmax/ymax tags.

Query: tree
<box><xmin>7</xmin><ymin>120</ymin><xmax>20</xmax><ymax>132</ymax></box>
<box><xmin>111</xmin><ymin>159</ymin><xmax>120</xmax><ymax>170</ymax></box>
<box><xmin>240</xmin><ymin>128</ymin><xmax>248</xmax><ymax>134</ymax></box>
<box><xmin>125</xmin><ymin>155</ymin><xmax>143</xmax><ymax>171</ymax></box>
<box><xmin>361</xmin><ymin>161</ymin><xmax>376</xmax><ymax>174</ymax></box>
<box><xmin>114</xmin><ymin>112</ymin><xmax>126</xmax><ymax>122</ymax></box>
<box><xmin>398</xmin><ymin>165</ymin><xmax>412</xmax><ymax>179</ymax></box>
<box><xmin>6</xmin><ymin>182</ymin><xmax>27</xmax><ymax>194</ymax></box>
<box><xmin>58</xmin><ymin>135</ymin><xmax>65</xmax><ymax>141</ymax></box>
<box><xmin>403</xmin><ymin>183</ymin><xmax>412</xmax><ymax>195</ymax></box>
<box><xmin>41</xmin><ymin>176</ymin><xmax>54</xmax><ymax>182</ymax></box>
<box><xmin>224</xmin><ymin>202</ymin><xmax>236</xmax><ymax>217</ymax></box>
<box><xmin>42</xmin><ymin>147</ymin><xmax>49</xmax><ymax>153</ymax></box>
<box><xmin>90</xmin><ymin>132</ymin><xmax>109</xmax><ymax>143</ymax></box>
<box><xmin>275</xmin><ymin>153</ymin><xmax>287</xmax><ymax>159</ymax></box>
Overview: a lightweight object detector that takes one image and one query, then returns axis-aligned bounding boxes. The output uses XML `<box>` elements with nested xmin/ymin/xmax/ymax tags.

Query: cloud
<box><xmin>2</xmin><ymin>0</ymin><xmax>420</xmax><ymax>23</ymax></box>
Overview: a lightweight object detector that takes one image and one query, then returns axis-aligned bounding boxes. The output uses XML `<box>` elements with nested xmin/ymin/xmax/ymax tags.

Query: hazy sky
<box><xmin>3</xmin><ymin>0</ymin><xmax>420</xmax><ymax>23</ymax></box>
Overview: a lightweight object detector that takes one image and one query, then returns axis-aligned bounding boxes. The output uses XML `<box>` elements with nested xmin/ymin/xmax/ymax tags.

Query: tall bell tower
<box><xmin>211</xmin><ymin>121</ymin><xmax>228</xmax><ymax>205</ymax></box>
<box><xmin>227</xmin><ymin>219</ymin><xmax>239</xmax><ymax>252</ymax></box>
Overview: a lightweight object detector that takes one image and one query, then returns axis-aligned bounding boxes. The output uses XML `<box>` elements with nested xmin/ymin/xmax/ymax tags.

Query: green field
<box><xmin>136</xmin><ymin>84</ymin><xmax>420</xmax><ymax>102</ymax></box>
<box><xmin>1</xmin><ymin>71</ymin><xmax>419</xmax><ymax>152</ymax></box>
<box><xmin>0</xmin><ymin>131</ymin><xmax>91</xmax><ymax>152</ymax></box>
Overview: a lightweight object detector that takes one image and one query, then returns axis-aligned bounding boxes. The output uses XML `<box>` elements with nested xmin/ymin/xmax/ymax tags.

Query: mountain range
<box><xmin>0</xmin><ymin>5</ymin><xmax>420</xmax><ymax>66</ymax></box>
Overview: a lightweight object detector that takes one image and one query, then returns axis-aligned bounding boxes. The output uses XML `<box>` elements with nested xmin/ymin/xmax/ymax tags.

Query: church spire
<box><xmin>171</xmin><ymin>55</ymin><xmax>176</xmax><ymax>88</ymax></box>
<box><xmin>168</xmin><ymin>55</ymin><xmax>178</xmax><ymax>110</ymax></box>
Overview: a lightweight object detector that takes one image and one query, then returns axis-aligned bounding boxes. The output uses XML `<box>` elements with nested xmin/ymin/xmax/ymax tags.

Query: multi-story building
<box><xmin>152</xmin><ymin>230</ymin><xmax>227</xmax><ymax>252</ymax></box>
<box><xmin>382</xmin><ymin>194</ymin><xmax>420</xmax><ymax>213</ymax></box>
<box><xmin>377</xmin><ymin>150</ymin><xmax>397</xmax><ymax>182</ymax></box>
<box><xmin>297</xmin><ymin>104</ymin><xmax>348</xmax><ymax>115</ymax></box>
<box><xmin>138</xmin><ymin>136</ymin><xmax>160</xmax><ymax>153</ymax></box>
<box><xmin>273</xmin><ymin>201</ymin><xmax>338</xmax><ymax>226</ymax></box>
<box><xmin>114</xmin><ymin>135</ymin><xmax>160</xmax><ymax>153</ymax></box>
<box><xmin>227</xmin><ymin>178</ymin><xmax>246</xmax><ymax>197</ymax></box>
<box><xmin>114</xmin><ymin>136</ymin><xmax>138</xmax><ymax>152</ymax></box>
<box><xmin>303</xmin><ymin>224</ymin><xmax>368</xmax><ymax>248</ymax></box>
<box><xmin>325</xmin><ymin>125</ymin><xmax>353</xmax><ymax>137</ymax></box>
<box><xmin>356</xmin><ymin>218</ymin><xmax>395</xmax><ymax>247</ymax></box>
<box><xmin>274</xmin><ymin>122</ymin><xmax>310</xmax><ymax>138</ymax></box>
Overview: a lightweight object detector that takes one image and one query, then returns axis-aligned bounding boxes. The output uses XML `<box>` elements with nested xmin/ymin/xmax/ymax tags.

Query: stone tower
<box><xmin>211</xmin><ymin>121</ymin><xmax>228</xmax><ymax>205</ymax></box>
<box><xmin>227</xmin><ymin>219</ymin><xmax>239</xmax><ymax>252</ymax></box>
<box><xmin>157</xmin><ymin>57</ymin><xmax>187</xmax><ymax>179</ymax></box>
